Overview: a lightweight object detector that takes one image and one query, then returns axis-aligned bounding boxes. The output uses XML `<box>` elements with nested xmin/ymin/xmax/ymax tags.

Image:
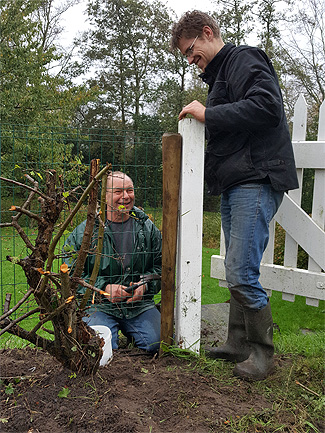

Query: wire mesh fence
<box><xmin>0</xmin><ymin>123</ymin><xmax>163</xmax><ymax>322</ymax></box>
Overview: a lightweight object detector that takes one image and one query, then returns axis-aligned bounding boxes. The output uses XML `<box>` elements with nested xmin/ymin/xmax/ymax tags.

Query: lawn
<box><xmin>1</xmin><ymin>222</ymin><xmax>324</xmax><ymax>356</ymax></box>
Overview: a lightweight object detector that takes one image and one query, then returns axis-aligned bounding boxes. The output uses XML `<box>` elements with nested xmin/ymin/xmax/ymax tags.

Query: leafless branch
<box><xmin>0</xmin><ymin>176</ymin><xmax>52</xmax><ymax>201</ymax></box>
<box><xmin>0</xmin><ymin>307</ymin><xmax>41</xmax><ymax>336</ymax></box>
<box><xmin>0</xmin><ymin>289</ymin><xmax>34</xmax><ymax>321</ymax></box>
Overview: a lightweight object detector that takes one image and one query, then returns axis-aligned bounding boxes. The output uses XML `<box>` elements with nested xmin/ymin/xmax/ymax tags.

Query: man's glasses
<box><xmin>184</xmin><ymin>35</ymin><xmax>198</xmax><ymax>58</ymax></box>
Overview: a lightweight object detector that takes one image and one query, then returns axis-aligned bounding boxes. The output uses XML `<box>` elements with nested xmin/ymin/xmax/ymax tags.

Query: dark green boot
<box><xmin>233</xmin><ymin>301</ymin><xmax>274</xmax><ymax>381</ymax></box>
<box><xmin>205</xmin><ymin>296</ymin><xmax>251</xmax><ymax>362</ymax></box>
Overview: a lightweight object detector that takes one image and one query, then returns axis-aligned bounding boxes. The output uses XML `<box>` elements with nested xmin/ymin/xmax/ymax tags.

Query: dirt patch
<box><xmin>0</xmin><ymin>347</ymin><xmax>277</xmax><ymax>433</ymax></box>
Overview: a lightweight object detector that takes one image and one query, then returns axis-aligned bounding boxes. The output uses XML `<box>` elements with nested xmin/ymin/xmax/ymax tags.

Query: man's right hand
<box><xmin>178</xmin><ymin>100</ymin><xmax>206</xmax><ymax>122</ymax></box>
<box><xmin>104</xmin><ymin>284</ymin><xmax>131</xmax><ymax>303</ymax></box>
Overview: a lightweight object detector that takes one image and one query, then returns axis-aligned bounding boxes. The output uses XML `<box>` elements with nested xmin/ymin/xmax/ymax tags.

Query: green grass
<box><xmin>201</xmin><ymin>247</ymin><xmax>229</xmax><ymax>304</ymax></box>
<box><xmin>1</xmin><ymin>216</ymin><xmax>324</xmax><ymax>356</ymax></box>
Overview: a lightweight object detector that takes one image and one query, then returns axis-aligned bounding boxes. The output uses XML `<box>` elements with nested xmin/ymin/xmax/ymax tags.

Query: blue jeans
<box><xmin>83</xmin><ymin>307</ymin><xmax>161</xmax><ymax>353</ymax></box>
<box><xmin>221</xmin><ymin>183</ymin><xmax>283</xmax><ymax>310</ymax></box>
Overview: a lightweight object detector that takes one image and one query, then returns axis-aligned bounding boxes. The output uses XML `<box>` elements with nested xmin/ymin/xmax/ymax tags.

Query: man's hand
<box><xmin>178</xmin><ymin>100</ymin><xmax>206</xmax><ymax>122</ymax></box>
<box><xmin>126</xmin><ymin>282</ymin><xmax>147</xmax><ymax>304</ymax></box>
<box><xmin>104</xmin><ymin>284</ymin><xmax>131</xmax><ymax>303</ymax></box>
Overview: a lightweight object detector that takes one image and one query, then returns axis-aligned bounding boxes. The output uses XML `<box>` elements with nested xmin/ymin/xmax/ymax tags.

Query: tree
<box><xmin>212</xmin><ymin>0</ymin><xmax>254</xmax><ymax>45</ymax></box>
<box><xmin>0</xmin><ymin>161</ymin><xmax>111</xmax><ymax>374</ymax></box>
<box><xmin>280</xmin><ymin>0</ymin><xmax>324</xmax><ymax>116</ymax></box>
<box><xmin>0</xmin><ymin>0</ymin><xmax>97</xmax><ymax>126</ymax></box>
<box><xmin>78</xmin><ymin>0</ymin><xmax>172</xmax><ymax>129</ymax></box>
<box><xmin>0</xmin><ymin>0</ymin><xmax>98</xmax><ymax>198</ymax></box>
<box><xmin>155</xmin><ymin>51</ymin><xmax>192</xmax><ymax>133</ymax></box>
<box><xmin>255</xmin><ymin>0</ymin><xmax>282</xmax><ymax>59</ymax></box>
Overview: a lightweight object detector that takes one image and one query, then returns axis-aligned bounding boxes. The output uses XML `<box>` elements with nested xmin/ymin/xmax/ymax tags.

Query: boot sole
<box><xmin>233</xmin><ymin>364</ymin><xmax>275</xmax><ymax>381</ymax></box>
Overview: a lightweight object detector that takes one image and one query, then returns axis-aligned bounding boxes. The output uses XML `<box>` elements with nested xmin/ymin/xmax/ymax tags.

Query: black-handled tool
<box><xmin>124</xmin><ymin>274</ymin><xmax>161</xmax><ymax>293</ymax></box>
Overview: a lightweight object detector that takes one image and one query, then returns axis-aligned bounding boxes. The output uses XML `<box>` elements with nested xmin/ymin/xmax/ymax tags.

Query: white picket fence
<box><xmin>175</xmin><ymin>94</ymin><xmax>325</xmax><ymax>353</ymax></box>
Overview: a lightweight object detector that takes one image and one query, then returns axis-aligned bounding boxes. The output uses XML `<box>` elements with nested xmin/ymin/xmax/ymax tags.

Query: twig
<box><xmin>0</xmin><ymin>321</ymin><xmax>54</xmax><ymax>354</ymax></box>
<box><xmin>295</xmin><ymin>380</ymin><xmax>320</xmax><ymax>397</ymax></box>
<box><xmin>28</xmin><ymin>297</ymin><xmax>74</xmax><ymax>335</ymax></box>
<box><xmin>72</xmin><ymin>277</ymin><xmax>110</xmax><ymax>298</ymax></box>
<box><xmin>0</xmin><ymin>289</ymin><xmax>34</xmax><ymax>321</ymax></box>
<box><xmin>4</xmin><ymin>293</ymin><xmax>11</xmax><ymax>313</ymax></box>
<box><xmin>0</xmin><ymin>222</ymin><xmax>12</xmax><ymax>227</ymax></box>
<box><xmin>0</xmin><ymin>176</ymin><xmax>51</xmax><ymax>201</ymax></box>
<box><xmin>41</xmin><ymin>327</ymin><xmax>55</xmax><ymax>335</ymax></box>
<box><xmin>10</xmin><ymin>206</ymin><xmax>41</xmax><ymax>222</ymax></box>
<box><xmin>70</xmin><ymin>159</ymin><xmax>100</xmax><ymax>282</ymax></box>
<box><xmin>0</xmin><ymin>177</ymin><xmax>39</xmax><ymax>228</ymax></box>
<box><xmin>11</xmin><ymin>220</ymin><xmax>37</xmax><ymax>251</ymax></box>
<box><xmin>80</xmin><ymin>170</ymin><xmax>108</xmax><ymax>309</ymax></box>
<box><xmin>0</xmin><ymin>307</ymin><xmax>41</xmax><ymax>336</ymax></box>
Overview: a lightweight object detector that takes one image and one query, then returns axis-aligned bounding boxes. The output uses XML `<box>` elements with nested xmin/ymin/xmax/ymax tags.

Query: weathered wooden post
<box><xmin>160</xmin><ymin>133</ymin><xmax>182</xmax><ymax>353</ymax></box>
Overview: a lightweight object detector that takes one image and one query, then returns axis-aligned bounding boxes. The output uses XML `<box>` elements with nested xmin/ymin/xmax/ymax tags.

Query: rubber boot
<box><xmin>233</xmin><ymin>301</ymin><xmax>274</xmax><ymax>381</ymax></box>
<box><xmin>205</xmin><ymin>296</ymin><xmax>251</xmax><ymax>362</ymax></box>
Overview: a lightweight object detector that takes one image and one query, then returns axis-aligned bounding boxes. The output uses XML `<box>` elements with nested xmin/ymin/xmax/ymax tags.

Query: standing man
<box><xmin>171</xmin><ymin>11</ymin><xmax>298</xmax><ymax>380</ymax></box>
<box><xmin>65</xmin><ymin>171</ymin><xmax>162</xmax><ymax>354</ymax></box>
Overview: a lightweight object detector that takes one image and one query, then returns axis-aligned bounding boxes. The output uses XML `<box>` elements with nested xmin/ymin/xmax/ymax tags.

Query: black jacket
<box><xmin>201</xmin><ymin>43</ymin><xmax>299</xmax><ymax>195</ymax></box>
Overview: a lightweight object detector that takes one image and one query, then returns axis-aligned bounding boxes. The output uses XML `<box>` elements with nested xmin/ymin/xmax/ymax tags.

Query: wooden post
<box><xmin>160</xmin><ymin>133</ymin><xmax>182</xmax><ymax>354</ymax></box>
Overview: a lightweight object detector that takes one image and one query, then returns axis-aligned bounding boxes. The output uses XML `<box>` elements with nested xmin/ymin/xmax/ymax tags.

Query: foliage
<box><xmin>0</xmin><ymin>124</ymin><xmax>89</xmax><ymax>199</ymax></box>
<box><xmin>78</xmin><ymin>0</ymin><xmax>173</xmax><ymax>128</ymax></box>
<box><xmin>0</xmin><ymin>0</ymin><xmax>97</xmax><ymax>127</ymax></box>
<box><xmin>0</xmin><ymin>0</ymin><xmax>98</xmax><ymax>199</ymax></box>
<box><xmin>273</xmin><ymin>223</ymin><xmax>309</xmax><ymax>269</ymax></box>
<box><xmin>212</xmin><ymin>0</ymin><xmax>254</xmax><ymax>45</ymax></box>
<box><xmin>279</xmin><ymin>0</ymin><xmax>325</xmax><ymax>118</ymax></box>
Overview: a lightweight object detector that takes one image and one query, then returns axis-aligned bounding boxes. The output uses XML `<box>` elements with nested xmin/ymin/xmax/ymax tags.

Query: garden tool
<box><xmin>124</xmin><ymin>274</ymin><xmax>161</xmax><ymax>293</ymax></box>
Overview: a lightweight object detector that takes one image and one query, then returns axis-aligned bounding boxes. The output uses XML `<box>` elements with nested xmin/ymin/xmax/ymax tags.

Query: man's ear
<box><xmin>202</xmin><ymin>26</ymin><xmax>214</xmax><ymax>41</ymax></box>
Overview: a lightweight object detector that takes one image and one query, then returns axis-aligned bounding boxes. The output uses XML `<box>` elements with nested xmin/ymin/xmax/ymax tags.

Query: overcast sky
<box><xmin>60</xmin><ymin>0</ymin><xmax>216</xmax><ymax>46</ymax></box>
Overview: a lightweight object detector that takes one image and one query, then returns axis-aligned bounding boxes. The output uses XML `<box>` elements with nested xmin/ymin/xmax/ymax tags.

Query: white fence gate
<box><xmin>175</xmin><ymin>94</ymin><xmax>325</xmax><ymax>353</ymax></box>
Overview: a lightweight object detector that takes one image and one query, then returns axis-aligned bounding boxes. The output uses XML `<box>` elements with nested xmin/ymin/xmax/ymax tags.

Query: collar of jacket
<box><xmin>199</xmin><ymin>43</ymin><xmax>235</xmax><ymax>87</ymax></box>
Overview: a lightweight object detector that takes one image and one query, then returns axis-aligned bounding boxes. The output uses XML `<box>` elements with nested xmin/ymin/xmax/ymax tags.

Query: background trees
<box><xmin>0</xmin><ymin>0</ymin><xmax>96</xmax><ymax>127</ymax></box>
<box><xmin>1</xmin><ymin>0</ymin><xmax>324</xmax><ymax>209</ymax></box>
<box><xmin>2</xmin><ymin>0</ymin><xmax>323</xmax><ymax>133</ymax></box>
<box><xmin>77</xmin><ymin>0</ymin><xmax>173</xmax><ymax>130</ymax></box>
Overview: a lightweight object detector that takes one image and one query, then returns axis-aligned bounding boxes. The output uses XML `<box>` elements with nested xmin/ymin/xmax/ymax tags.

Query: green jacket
<box><xmin>65</xmin><ymin>207</ymin><xmax>162</xmax><ymax>319</ymax></box>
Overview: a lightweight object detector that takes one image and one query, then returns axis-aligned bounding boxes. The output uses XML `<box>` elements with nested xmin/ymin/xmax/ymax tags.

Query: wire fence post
<box><xmin>160</xmin><ymin>133</ymin><xmax>182</xmax><ymax>354</ymax></box>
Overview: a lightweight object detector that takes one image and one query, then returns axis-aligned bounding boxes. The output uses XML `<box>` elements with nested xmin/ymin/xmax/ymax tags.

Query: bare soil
<box><xmin>0</xmin><ymin>346</ymin><xmax>298</xmax><ymax>433</ymax></box>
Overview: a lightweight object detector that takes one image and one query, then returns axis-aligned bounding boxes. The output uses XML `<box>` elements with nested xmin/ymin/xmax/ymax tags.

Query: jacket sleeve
<box><xmin>205</xmin><ymin>48</ymin><xmax>285</xmax><ymax>133</ymax></box>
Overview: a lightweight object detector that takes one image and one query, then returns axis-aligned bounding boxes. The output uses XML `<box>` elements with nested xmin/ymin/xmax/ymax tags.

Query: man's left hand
<box><xmin>126</xmin><ymin>282</ymin><xmax>147</xmax><ymax>304</ymax></box>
